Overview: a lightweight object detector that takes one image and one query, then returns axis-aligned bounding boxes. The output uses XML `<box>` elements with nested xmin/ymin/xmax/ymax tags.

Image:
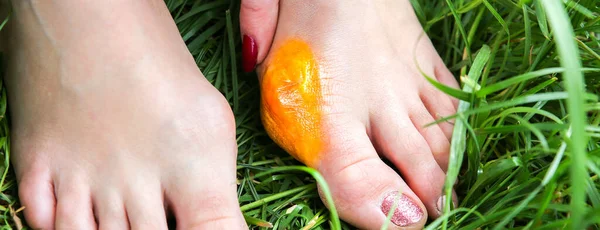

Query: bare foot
<box><xmin>5</xmin><ymin>1</ymin><xmax>246</xmax><ymax>229</ymax></box>
<box><xmin>241</xmin><ymin>0</ymin><xmax>459</xmax><ymax>229</ymax></box>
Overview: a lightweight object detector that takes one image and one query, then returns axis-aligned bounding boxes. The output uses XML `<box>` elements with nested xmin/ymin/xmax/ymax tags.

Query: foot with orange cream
<box><xmin>241</xmin><ymin>0</ymin><xmax>459</xmax><ymax>229</ymax></box>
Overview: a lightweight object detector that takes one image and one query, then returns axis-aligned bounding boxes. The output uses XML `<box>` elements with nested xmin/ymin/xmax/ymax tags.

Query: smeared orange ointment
<box><xmin>261</xmin><ymin>38</ymin><xmax>323</xmax><ymax>167</ymax></box>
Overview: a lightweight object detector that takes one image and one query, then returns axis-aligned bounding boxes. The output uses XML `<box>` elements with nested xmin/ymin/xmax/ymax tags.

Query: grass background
<box><xmin>0</xmin><ymin>0</ymin><xmax>598</xmax><ymax>229</ymax></box>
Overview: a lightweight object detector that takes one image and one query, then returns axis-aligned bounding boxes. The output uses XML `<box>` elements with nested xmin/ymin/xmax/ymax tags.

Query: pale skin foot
<box><xmin>240</xmin><ymin>0</ymin><xmax>459</xmax><ymax>229</ymax></box>
<box><xmin>4</xmin><ymin>1</ymin><xmax>246</xmax><ymax>229</ymax></box>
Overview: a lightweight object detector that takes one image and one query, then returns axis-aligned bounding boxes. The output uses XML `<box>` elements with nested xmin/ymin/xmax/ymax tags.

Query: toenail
<box><xmin>381</xmin><ymin>191</ymin><xmax>423</xmax><ymax>227</ymax></box>
<box><xmin>436</xmin><ymin>195</ymin><xmax>455</xmax><ymax>214</ymax></box>
<box><xmin>242</xmin><ymin>35</ymin><xmax>258</xmax><ymax>72</ymax></box>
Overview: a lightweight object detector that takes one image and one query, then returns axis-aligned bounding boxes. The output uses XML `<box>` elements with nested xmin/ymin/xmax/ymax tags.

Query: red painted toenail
<box><xmin>381</xmin><ymin>191</ymin><xmax>423</xmax><ymax>227</ymax></box>
<box><xmin>242</xmin><ymin>35</ymin><xmax>258</xmax><ymax>72</ymax></box>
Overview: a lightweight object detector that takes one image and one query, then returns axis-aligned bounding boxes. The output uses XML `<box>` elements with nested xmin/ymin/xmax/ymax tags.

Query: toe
<box><xmin>419</xmin><ymin>81</ymin><xmax>457</xmax><ymax>141</ymax></box>
<box><xmin>54</xmin><ymin>175</ymin><xmax>96</xmax><ymax>229</ymax></box>
<box><xmin>240</xmin><ymin>0</ymin><xmax>280</xmax><ymax>71</ymax></box>
<box><xmin>124</xmin><ymin>179</ymin><xmax>168</xmax><ymax>230</ymax></box>
<box><xmin>371</xmin><ymin>108</ymin><xmax>453</xmax><ymax>218</ymax></box>
<box><xmin>433</xmin><ymin>58</ymin><xmax>460</xmax><ymax>97</ymax></box>
<box><xmin>415</xmin><ymin>49</ymin><xmax>458</xmax><ymax>140</ymax></box>
<box><xmin>16</xmin><ymin>166</ymin><xmax>56</xmax><ymax>229</ymax></box>
<box><xmin>318</xmin><ymin>121</ymin><xmax>427</xmax><ymax>229</ymax></box>
<box><xmin>165</xmin><ymin>161</ymin><xmax>246</xmax><ymax>229</ymax></box>
<box><xmin>408</xmin><ymin>100</ymin><xmax>451</xmax><ymax>170</ymax></box>
<box><xmin>93</xmin><ymin>188</ymin><xmax>129</xmax><ymax>230</ymax></box>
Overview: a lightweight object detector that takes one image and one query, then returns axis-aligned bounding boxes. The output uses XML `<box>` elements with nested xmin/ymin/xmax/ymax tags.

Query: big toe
<box><xmin>317</xmin><ymin>122</ymin><xmax>427</xmax><ymax>229</ymax></box>
<box><xmin>164</xmin><ymin>151</ymin><xmax>247</xmax><ymax>229</ymax></box>
<box><xmin>166</xmin><ymin>174</ymin><xmax>246</xmax><ymax>229</ymax></box>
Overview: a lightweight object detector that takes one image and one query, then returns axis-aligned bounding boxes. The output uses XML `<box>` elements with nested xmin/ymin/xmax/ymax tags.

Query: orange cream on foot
<box><xmin>261</xmin><ymin>38</ymin><xmax>323</xmax><ymax>167</ymax></box>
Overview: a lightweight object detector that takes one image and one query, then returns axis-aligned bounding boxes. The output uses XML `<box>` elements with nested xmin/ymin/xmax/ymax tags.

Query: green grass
<box><xmin>0</xmin><ymin>0</ymin><xmax>599</xmax><ymax>229</ymax></box>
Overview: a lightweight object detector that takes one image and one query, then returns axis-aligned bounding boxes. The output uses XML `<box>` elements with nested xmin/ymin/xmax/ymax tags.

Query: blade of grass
<box><xmin>225</xmin><ymin>10</ymin><xmax>239</xmax><ymax>113</ymax></box>
<box><xmin>251</xmin><ymin>166</ymin><xmax>341</xmax><ymax>230</ymax></box>
<box><xmin>442</xmin><ymin>45</ymin><xmax>491</xmax><ymax>229</ymax></box>
<box><xmin>541</xmin><ymin>0</ymin><xmax>589</xmax><ymax>228</ymax></box>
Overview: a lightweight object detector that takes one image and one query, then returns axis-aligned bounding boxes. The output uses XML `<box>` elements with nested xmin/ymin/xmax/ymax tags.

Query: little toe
<box><xmin>371</xmin><ymin>109</ymin><xmax>453</xmax><ymax>218</ymax></box>
<box><xmin>318</xmin><ymin>122</ymin><xmax>427</xmax><ymax>229</ymax></box>
<box><xmin>16</xmin><ymin>166</ymin><xmax>56</xmax><ymax>229</ymax></box>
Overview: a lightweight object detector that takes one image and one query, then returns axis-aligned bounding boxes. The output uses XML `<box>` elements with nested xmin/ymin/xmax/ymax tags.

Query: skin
<box><xmin>3</xmin><ymin>0</ymin><xmax>458</xmax><ymax>228</ymax></box>
<box><xmin>4</xmin><ymin>0</ymin><xmax>246</xmax><ymax>229</ymax></box>
<box><xmin>243</xmin><ymin>0</ymin><xmax>459</xmax><ymax>229</ymax></box>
